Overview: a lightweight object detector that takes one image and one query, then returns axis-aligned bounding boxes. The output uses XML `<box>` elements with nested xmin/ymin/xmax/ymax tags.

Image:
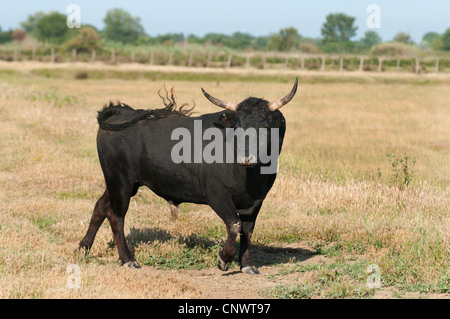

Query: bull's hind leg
<box><xmin>79</xmin><ymin>189</ymin><xmax>110</xmax><ymax>252</ymax></box>
<box><xmin>107</xmin><ymin>186</ymin><xmax>140</xmax><ymax>268</ymax></box>
<box><xmin>168</xmin><ymin>200</ymin><xmax>179</xmax><ymax>220</ymax></box>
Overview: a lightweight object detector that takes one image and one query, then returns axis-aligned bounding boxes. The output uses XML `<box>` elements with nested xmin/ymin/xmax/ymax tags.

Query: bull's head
<box><xmin>202</xmin><ymin>78</ymin><xmax>298</xmax><ymax>168</ymax></box>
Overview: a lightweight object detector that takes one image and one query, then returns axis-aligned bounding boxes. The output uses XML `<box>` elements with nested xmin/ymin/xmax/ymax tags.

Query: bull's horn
<box><xmin>201</xmin><ymin>88</ymin><xmax>238</xmax><ymax>112</ymax></box>
<box><xmin>268</xmin><ymin>78</ymin><xmax>298</xmax><ymax>111</ymax></box>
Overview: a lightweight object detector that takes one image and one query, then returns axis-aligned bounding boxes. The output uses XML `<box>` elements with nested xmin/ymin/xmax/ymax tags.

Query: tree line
<box><xmin>1</xmin><ymin>8</ymin><xmax>450</xmax><ymax>55</ymax></box>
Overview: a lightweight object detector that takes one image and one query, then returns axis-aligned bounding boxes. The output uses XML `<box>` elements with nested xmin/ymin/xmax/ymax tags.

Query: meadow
<box><xmin>0</xmin><ymin>61</ymin><xmax>448</xmax><ymax>298</ymax></box>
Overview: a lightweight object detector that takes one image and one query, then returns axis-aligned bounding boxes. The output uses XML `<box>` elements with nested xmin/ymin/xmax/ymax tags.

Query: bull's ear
<box><xmin>214</xmin><ymin>113</ymin><xmax>236</xmax><ymax>128</ymax></box>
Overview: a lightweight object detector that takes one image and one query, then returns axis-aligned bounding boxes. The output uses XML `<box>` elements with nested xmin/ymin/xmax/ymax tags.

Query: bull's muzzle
<box><xmin>237</xmin><ymin>154</ymin><xmax>257</xmax><ymax>166</ymax></box>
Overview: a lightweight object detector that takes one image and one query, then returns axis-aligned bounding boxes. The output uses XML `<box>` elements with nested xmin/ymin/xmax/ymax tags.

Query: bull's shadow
<box><xmin>125</xmin><ymin>227</ymin><xmax>316</xmax><ymax>269</ymax></box>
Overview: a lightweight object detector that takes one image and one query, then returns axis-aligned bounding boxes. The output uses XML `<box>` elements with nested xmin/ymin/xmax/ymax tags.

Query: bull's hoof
<box><xmin>77</xmin><ymin>245</ymin><xmax>89</xmax><ymax>255</ymax></box>
<box><xmin>217</xmin><ymin>254</ymin><xmax>231</xmax><ymax>271</ymax></box>
<box><xmin>241</xmin><ymin>266</ymin><xmax>260</xmax><ymax>275</ymax></box>
<box><xmin>123</xmin><ymin>261</ymin><xmax>141</xmax><ymax>269</ymax></box>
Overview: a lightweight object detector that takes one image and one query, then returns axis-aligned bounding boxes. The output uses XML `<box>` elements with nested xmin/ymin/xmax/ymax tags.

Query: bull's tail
<box><xmin>97</xmin><ymin>103</ymin><xmax>153</xmax><ymax>131</ymax></box>
<box><xmin>97</xmin><ymin>86</ymin><xmax>195</xmax><ymax>131</ymax></box>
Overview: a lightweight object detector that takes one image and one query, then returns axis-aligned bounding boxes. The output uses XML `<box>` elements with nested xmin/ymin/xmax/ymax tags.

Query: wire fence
<box><xmin>1</xmin><ymin>46</ymin><xmax>450</xmax><ymax>74</ymax></box>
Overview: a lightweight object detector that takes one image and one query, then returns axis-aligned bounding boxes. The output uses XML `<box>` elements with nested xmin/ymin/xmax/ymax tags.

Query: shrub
<box><xmin>321</xmin><ymin>41</ymin><xmax>354</xmax><ymax>53</ymax></box>
<box><xmin>371</xmin><ymin>43</ymin><xmax>417</xmax><ymax>57</ymax></box>
<box><xmin>298</xmin><ymin>43</ymin><xmax>322</xmax><ymax>54</ymax></box>
<box><xmin>11</xmin><ymin>29</ymin><xmax>27</xmax><ymax>42</ymax></box>
<box><xmin>66</xmin><ymin>27</ymin><xmax>102</xmax><ymax>52</ymax></box>
<box><xmin>386</xmin><ymin>153</ymin><xmax>416</xmax><ymax>190</ymax></box>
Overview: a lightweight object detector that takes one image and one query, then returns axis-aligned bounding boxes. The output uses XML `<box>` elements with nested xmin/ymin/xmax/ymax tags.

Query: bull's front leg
<box><xmin>239</xmin><ymin>219</ymin><xmax>259</xmax><ymax>274</ymax></box>
<box><xmin>217</xmin><ymin>221</ymin><xmax>240</xmax><ymax>271</ymax></box>
<box><xmin>207</xmin><ymin>190</ymin><xmax>240</xmax><ymax>272</ymax></box>
<box><xmin>238</xmin><ymin>202</ymin><xmax>262</xmax><ymax>274</ymax></box>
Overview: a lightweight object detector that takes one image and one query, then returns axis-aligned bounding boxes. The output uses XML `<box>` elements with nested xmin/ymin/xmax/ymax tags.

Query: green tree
<box><xmin>361</xmin><ymin>30</ymin><xmax>381</xmax><ymax>47</ymax></box>
<box><xmin>0</xmin><ymin>27</ymin><xmax>12</xmax><ymax>44</ymax></box>
<box><xmin>251</xmin><ymin>36</ymin><xmax>269</xmax><ymax>50</ymax></box>
<box><xmin>268</xmin><ymin>27</ymin><xmax>299</xmax><ymax>51</ymax></box>
<box><xmin>420</xmin><ymin>32</ymin><xmax>441</xmax><ymax>50</ymax></box>
<box><xmin>393</xmin><ymin>32</ymin><xmax>413</xmax><ymax>44</ymax></box>
<box><xmin>226</xmin><ymin>32</ymin><xmax>253</xmax><ymax>50</ymax></box>
<box><xmin>186</xmin><ymin>34</ymin><xmax>205</xmax><ymax>45</ymax></box>
<box><xmin>203</xmin><ymin>33</ymin><xmax>229</xmax><ymax>46</ymax></box>
<box><xmin>153</xmin><ymin>33</ymin><xmax>184</xmax><ymax>46</ymax></box>
<box><xmin>441</xmin><ymin>28</ymin><xmax>450</xmax><ymax>51</ymax></box>
<box><xmin>103</xmin><ymin>8</ymin><xmax>145</xmax><ymax>44</ymax></box>
<box><xmin>321</xmin><ymin>13</ymin><xmax>357</xmax><ymax>43</ymax></box>
<box><xmin>422</xmin><ymin>32</ymin><xmax>440</xmax><ymax>44</ymax></box>
<box><xmin>20</xmin><ymin>12</ymin><xmax>45</xmax><ymax>34</ymax></box>
<box><xmin>35</xmin><ymin>12</ymin><xmax>72</xmax><ymax>44</ymax></box>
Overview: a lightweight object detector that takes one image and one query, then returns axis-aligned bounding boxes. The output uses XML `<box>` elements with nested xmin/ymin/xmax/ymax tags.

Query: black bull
<box><xmin>79</xmin><ymin>79</ymin><xmax>298</xmax><ymax>274</ymax></box>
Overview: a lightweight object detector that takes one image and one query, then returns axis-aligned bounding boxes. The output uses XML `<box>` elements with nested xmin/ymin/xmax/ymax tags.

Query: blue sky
<box><xmin>1</xmin><ymin>0</ymin><xmax>449</xmax><ymax>42</ymax></box>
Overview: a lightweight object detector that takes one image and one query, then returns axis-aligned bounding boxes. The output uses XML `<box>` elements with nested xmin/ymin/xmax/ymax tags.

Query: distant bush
<box><xmin>11</xmin><ymin>29</ymin><xmax>27</xmax><ymax>42</ymax></box>
<box><xmin>66</xmin><ymin>27</ymin><xmax>102</xmax><ymax>52</ymax></box>
<box><xmin>321</xmin><ymin>41</ymin><xmax>354</xmax><ymax>53</ymax></box>
<box><xmin>393</xmin><ymin>32</ymin><xmax>414</xmax><ymax>44</ymax></box>
<box><xmin>298</xmin><ymin>43</ymin><xmax>322</xmax><ymax>54</ymax></box>
<box><xmin>74</xmin><ymin>71</ymin><xmax>89</xmax><ymax>80</ymax></box>
<box><xmin>371</xmin><ymin>43</ymin><xmax>417</xmax><ymax>57</ymax></box>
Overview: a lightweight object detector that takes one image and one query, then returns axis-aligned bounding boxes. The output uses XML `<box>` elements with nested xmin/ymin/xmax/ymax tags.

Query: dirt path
<box><xmin>166</xmin><ymin>243</ymin><xmax>325</xmax><ymax>299</ymax></box>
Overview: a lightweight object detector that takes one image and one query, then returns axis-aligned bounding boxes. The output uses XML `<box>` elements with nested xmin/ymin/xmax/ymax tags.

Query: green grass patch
<box><xmin>27</xmin><ymin>68</ymin><xmax>450</xmax><ymax>85</ymax></box>
<box><xmin>141</xmin><ymin>244</ymin><xmax>221</xmax><ymax>270</ymax></box>
<box><xmin>263</xmin><ymin>259</ymin><xmax>376</xmax><ymax>299</ymax></box>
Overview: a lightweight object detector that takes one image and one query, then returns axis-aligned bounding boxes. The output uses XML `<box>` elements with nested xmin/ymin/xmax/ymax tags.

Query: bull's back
<box><xmin>97</xmin><ymin>116</ymin><xmax>211</xmax><ymax>204</ymax></box>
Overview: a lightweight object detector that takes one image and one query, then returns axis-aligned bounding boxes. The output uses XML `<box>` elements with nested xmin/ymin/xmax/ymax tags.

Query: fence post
<box><xmin>91</xmin><ymin>50</ymin><xmax>96</xmax><ymax>63</ymax></box>
<box><xmin>301</xmin><ymin>55</ymin><xmax>305</xmax><ymax>70</ymax></box>
<box><xmin>321</xmin><ymin>56</ymin><xmax>325</xmax><ymax>71</ymax></box>
<box><xmin>72</xmin><ymin>48</ymin><xmax>76</xmax><ymax>62</ymax></box>
<box><xmin>435</xmin><ymin>59</ymin><xmax>439</xmax><ymax>73</ymax></box>
<box><xmin>226</xmin><ymin>53</ymin><xmax>232</xmax><ymax>68</ymax></box>
<box><xmin>339</xmin><ymin>57</ymin><xmax>343</xmax><ymax>72</ymax></box>
<box><xmin>150</xmin><ymin>52</ymin><xmax>154</xmax><ymax>65</ymax></box>
<box><xmin>245</xmin><ymin>54</ymin><xmax>250</xmax><ymax>69</ymax></box>
<box><xmin>51</xmin><ymin>48</ymin><xmax>55</xmax><ymax>63</ymax></box>
<box><xmin>359</xmin><ymin>56</ymin><xmax>364</xmax><ymax>72</ymax></box>
<box><xmin>396</xmin><ymin>58</ymin><xmax>400</xmax><ymax>72</ymax></box>
<box><xmin>188</xmin><ymin>53</ymin><xmax>193</xmax><ymax>67</ymax></box>
<box><xmin>378</xmin><ymin>57</ymin><xmax>383</xmax><ymax>72</ymax></box>
<box><xmin>207</xmin><ymin>53</ymin><xmax>212</xmax><ymax>68</ymax></box>
<box><xmin>263</xmin><ymin>54</ymin><xmax>267</xmax><ymax>70</ymax></box>
<box><xmin>415</xmin><ymin>58</ymin><xmax>419</xmax><ymax>74</ymax></box>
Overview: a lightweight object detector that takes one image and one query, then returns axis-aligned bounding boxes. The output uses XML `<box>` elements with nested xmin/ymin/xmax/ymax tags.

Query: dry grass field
<box><xmin>0</xmin><ymin>61</ymin><xmax>448</xmax><ymax>299</ymax></box>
